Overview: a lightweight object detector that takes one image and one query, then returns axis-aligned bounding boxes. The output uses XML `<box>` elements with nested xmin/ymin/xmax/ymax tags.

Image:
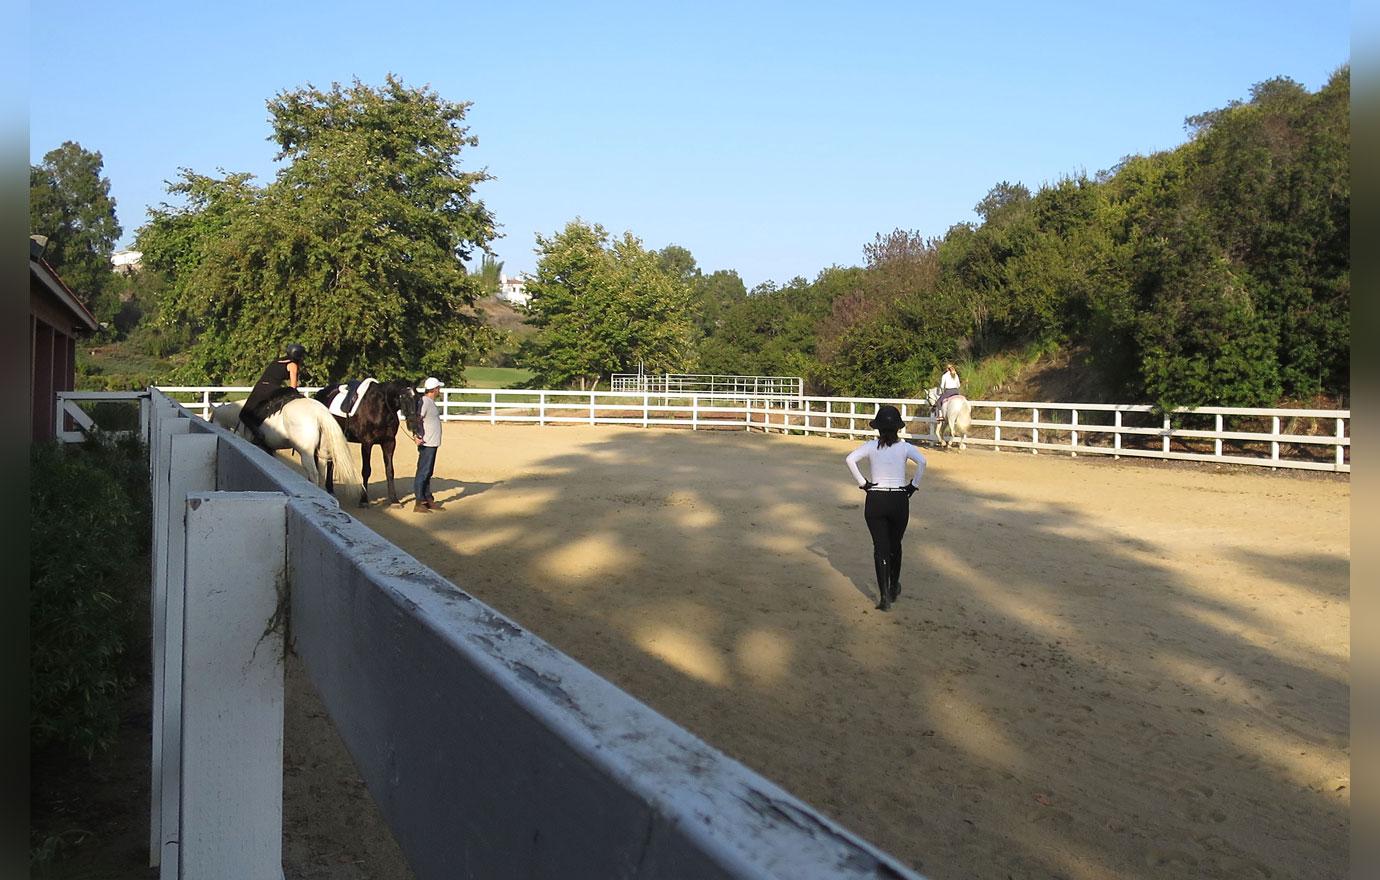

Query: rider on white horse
<box><xmin>932</xmin><ymin>362</ymin><xmax>961</xmax><ymax>423</ymax></box>
<box><xmin>240</xmin><ymin>343</ymin><xmax>306</xmax><ymax>448</ymax></box>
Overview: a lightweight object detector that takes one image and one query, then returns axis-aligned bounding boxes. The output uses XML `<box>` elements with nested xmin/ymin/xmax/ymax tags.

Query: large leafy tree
<box><xmin>138</xmin><ymin>75</ymin><xmax>496</xmax><ymax>383</ymax></box>
<box><xmin>521</xmin><ymin>220</ymin><xmax>695</xmax><ymax>388</ymax></box>
<box><xmin>30</xmin><ymin>141</ymin><xmax>122</xmax><ymax>324</ymax></box>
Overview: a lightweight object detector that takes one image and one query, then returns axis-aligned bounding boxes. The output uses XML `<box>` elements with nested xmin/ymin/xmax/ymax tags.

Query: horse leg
<box><xmin>360</xmin><ymin>441</ymin><xmax>374</xmax><ymax>505</ymax></box>
<box><xmin>325</xmin><ymin>459</ymin><xmax>335</xmax><ymax>494</ymax></box>
<box><xmin>381</xmin><ymin>437</ymin><xmax>400</xmax><ymax>504</ymax></box>
<box><xmin>299</xmin><ymin>441</ymin><xmax>321</xmax><ymax>485</ymax></box>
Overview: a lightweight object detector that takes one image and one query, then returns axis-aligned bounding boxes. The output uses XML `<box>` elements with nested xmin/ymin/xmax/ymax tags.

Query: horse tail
<box><xmin>955</xmin><ymin>400</ymin><xmax>972</xmax><ymax>436</ymax></box>
<box><xmin>316</xmin><ymin>409</ymin><xmax>365</xmax><ymax>503</ymax></box>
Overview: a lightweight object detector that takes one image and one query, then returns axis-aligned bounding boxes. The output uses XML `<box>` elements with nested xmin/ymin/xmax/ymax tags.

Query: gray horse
<box><xmin>924</xmin><ymin>387</ymin><xmax>972</xmax><ymax>450</ymax></box>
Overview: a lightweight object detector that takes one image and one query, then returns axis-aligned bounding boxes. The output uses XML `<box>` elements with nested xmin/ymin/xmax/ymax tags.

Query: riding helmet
<box><xmin>869</xmin><ymin>404</ymin><xmax>904</xmax><ymax>429</ymax></box>
<box><xmin>285</xmin><ymin>343</ymin><xmax>306</xmax><ymax>364</ymax></box>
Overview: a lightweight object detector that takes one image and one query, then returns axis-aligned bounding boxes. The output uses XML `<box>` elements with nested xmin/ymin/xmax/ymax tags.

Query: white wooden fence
<box><xmin>59</xmin><ymin>386</ymin><xmax>1348</xmax><ymax>474</ymax></box>
<box><xmin>609</xmin><ymin>372</ymin><xmax>804</xmax><ymax>398</ymax></box>
<box><xmin>135</xmin><ymin>387</ymin><xmax>922</xmax><ymax>879</ymax></box>
<box><xmin>145</xmin><ymin>386</ymin><xmax>1350</xmax><ymax>472</ymax></box>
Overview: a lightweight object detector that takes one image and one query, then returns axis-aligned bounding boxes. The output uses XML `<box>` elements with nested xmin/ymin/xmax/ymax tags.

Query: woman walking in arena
<box><xmin>845</xmin><ymin>404</ymin><xmax>927</xmax><ymax>611</ymax></box>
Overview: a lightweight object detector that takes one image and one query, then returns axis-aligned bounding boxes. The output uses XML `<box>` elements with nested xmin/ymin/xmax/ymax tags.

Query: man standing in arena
<box><xmin>412</xmin><ymin>377</ymin><xmax>444</xmax><ymax>512</ymax></box>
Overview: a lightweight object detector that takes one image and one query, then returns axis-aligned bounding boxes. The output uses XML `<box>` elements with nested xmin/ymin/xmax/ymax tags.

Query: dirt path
<box><xmin>317</xmin><ymin>423</ymin><xmax>1348</xmax><ymax>880</ymax></box>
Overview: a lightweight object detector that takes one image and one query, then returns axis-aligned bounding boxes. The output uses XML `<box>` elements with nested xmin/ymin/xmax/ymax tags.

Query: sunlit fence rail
<box><xmin>128</xmin><ymin>386</ymin><xmax>921</xmax><ymax>878</ymax></box>
<box><xmin>610</xmin><ymin>372</ymin><xmax>804</xmax><ymax>398</ymax></box>
<box><xmin>437</xmin><ymin>389</ymin><xmax>1350</xmax><ymax>473</ymax></box>
<box><xmin>141</xmin><ymin>386</ymin><xmax>1349</xmax><ymax>473</ymax></box>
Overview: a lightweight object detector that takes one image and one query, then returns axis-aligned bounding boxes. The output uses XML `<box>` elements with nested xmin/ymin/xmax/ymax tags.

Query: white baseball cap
<box><xmin>422</xmin><ymin>377</ymin><xmax>443</xmax><ymax>391</ymax></box>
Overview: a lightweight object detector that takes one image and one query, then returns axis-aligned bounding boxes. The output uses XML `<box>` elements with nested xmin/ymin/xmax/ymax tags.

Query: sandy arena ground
<box><xmin>284</xmin><ymin>422</ymin><xmax>1349</xmax><ymax>880</ymax></box>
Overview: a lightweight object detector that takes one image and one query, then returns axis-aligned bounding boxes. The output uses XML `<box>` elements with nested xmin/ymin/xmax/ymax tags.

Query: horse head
<box><xmin>923</xmin><ymin>387</ymin><xmax>939</xmax><ymax>405</ymax></box>
<box><xmin>391</xmin><ymin>378</ymin><xmax>423</xmax><ymax>434</ymax></box>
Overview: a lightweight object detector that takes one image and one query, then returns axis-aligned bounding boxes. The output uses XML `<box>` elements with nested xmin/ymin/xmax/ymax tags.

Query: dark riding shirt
<box><xmin>241</xmin><ymin>359</ymin><xmax>293</xmax><ymax>429</ymax></box>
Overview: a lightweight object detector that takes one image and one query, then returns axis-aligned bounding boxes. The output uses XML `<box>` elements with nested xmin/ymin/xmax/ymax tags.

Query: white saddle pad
<box><xmin>327</xmin><ymin>377</ymin><xmax>377</xmax><ymax>418</ymax></box>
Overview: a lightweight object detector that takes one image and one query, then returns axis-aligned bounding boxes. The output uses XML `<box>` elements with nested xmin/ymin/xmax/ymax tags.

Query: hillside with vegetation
<box><xmin>47</xmin><ymin>69</ymin><xmax>1347</xmax><ymax>409</ymax></box>
<box><xmin>689</xmin><ymin>68</ymin><xmax>1349</xmax><ymax>409</ymax></box>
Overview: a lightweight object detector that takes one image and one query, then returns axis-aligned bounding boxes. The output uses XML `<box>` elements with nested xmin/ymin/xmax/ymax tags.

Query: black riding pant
<box><xmin>864</xmin><ymin>490</ymin><xmax>909</xmax><ymax>585</ymax></box>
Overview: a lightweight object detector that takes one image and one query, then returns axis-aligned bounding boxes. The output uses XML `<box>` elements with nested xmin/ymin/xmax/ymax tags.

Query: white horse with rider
<box><xmin>925</xmin><ymin>362</ymin><xmax>971</xmax><ymax>449</ymax></box>
<box><xmin>211</xmin><ymin>395</ymin><xmax>364</xmax><ymax>503</ymax></box>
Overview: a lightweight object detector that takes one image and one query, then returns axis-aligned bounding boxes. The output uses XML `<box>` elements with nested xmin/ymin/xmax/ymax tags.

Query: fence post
<box><xmin>178</xmin><ymin>492</ymin><xmax>286</xmax><ymax>879</ymax></box>
<box><xmin>1163</xmin><ymin>414</ymin><xmax>1172</xmax><ymax>455</ymax></box>
<box><xmin>1031</xmin><ymin>408</ymin><xmax>1040</xmax><ymax>454</ymax></box>
<box><xmin>1215</xmin><ymin>414</ymin><xmax>1223</xmax><ymax>458</ymax></box>
<box><xmin>1070</xmin><ymin>408</ymin><xmax>1079</xmax><ymax>456</ymax></box>
<box><xmin>643</xmin><ymin>392</ymin><xmax>649</xmax><ymax>428</ymax></box>
<box><xmin>490</xmin><ymin>391</ymin><xmax>497</xmax><ymax>426</ymax></box>
<box><xmin>539</xmin><ymin>392</ymin><xmax>546</xmax><ymax>427</ymax></box>
<box><xmin>148</xmin><ymin>406</ymin><xmax>193</xmax><ymax>867</ymax></box>
<box><xmin>744</xmin><ymin>397</ymin><xmax>751</xmax><ymax>432</ymax></box>
<box><xmin>1337</xmin><ymin>417</ymin><xmax>1345</xmax><ymax>470</ymax></box>
<box><xmin>201</xmin><ymin>389</ymin><xmax>210</xmax><ymax>420</ymax></box>
<box><xmin>1271</xmin><ymin>416</ymin><xmax>1280</xmax><ymax>464</ymax></box>
<box><xmin>994</xmin><ymin>406</ymin><xmax>1002</xmax><ymax>452</ymax></box>
<box><xmin>152</xmin><ymin>433</ymin><xmax>218</xmax><ymax>876</ymax></box>
<box><xmin>692</xmin><ymin>395</ymin><xmax>699</xmax><ymax>431</ymax></box>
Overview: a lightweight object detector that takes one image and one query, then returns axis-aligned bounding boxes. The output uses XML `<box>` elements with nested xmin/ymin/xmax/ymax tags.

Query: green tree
<box><xmin>472</xmin><ymin>254</ymin><xmax>504</xmax><ymax>297</ymax></box>
<box><xmin>138</xmin><ymin>75</ymin><xmax>497</xmax><ymax>383</ymax></box>
<box><xmin>521</xmin><ymin>220</ymin><xmax>695</xmax><ymax>388</ymax></box>
<box><xmin>29</xmin><ymin>142</ymin><xmax>122</xmax><ymax>326</ymax></box>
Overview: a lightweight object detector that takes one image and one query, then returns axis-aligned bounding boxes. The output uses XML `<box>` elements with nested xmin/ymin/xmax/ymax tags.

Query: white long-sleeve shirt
<box><xmin>940</xmin><ymin>371</ymin><xmax>961</xmax><ymax>391</ymax></box>
<box><xmin>845</xmin><ymin>439</ymin><xmax>927</xmax><ymax>489</ymax></box>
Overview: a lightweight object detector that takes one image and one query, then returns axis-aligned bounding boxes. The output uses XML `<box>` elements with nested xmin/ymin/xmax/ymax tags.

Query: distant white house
<box><xmin>497</xmin><ymin>272</ymin><xmax>529</xmax><ymax>307</ymax></box>
<box><xmin>111</xmin><ymin>249</ymin><xmax>143</xmax><ymax>274</ymax></box>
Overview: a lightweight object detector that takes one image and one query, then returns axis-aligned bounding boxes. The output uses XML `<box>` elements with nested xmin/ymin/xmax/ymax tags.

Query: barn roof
<box><xmin>30</xmin><ymin>236</ymin><xmax>99</xmax><ymax>332</ymax></box>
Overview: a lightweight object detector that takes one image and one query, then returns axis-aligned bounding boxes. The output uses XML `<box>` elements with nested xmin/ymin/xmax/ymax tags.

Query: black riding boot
<box><xmin>874</xmin><ymin>556</ymin><xmax>892</xmax><ymax>611</ymax></box>
<box><xmin>890</xmin><ymin>549</ymin><xmax>902</xmax><ymax>602</ymax></box>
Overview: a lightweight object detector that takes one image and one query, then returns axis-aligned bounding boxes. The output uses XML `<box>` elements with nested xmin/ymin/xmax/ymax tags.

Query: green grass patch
<box><xmin>461</xmin><ymin>366</ymin><xmax>534</xmax><ymax>388</ymax></box>
<box><xmin>76</xmin><ymin>344</ymin><xmax>177</xmax><ymax>391</ymax></box>
<box><xmin>956</xmin><ymin>342</ymin><xmax>1058</xmax><ymax>399</ymax></box>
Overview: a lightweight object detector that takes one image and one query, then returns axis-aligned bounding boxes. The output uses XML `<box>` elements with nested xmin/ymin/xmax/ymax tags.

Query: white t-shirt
<box><xmin>940</xmin><ymin>371</ymin><xmax>961</xmax><ymax>391</ymax></box>
<box><xmin>845</xmin><ymin>439</ymin><xmax>927</xmax><ymax>489</ymax></box>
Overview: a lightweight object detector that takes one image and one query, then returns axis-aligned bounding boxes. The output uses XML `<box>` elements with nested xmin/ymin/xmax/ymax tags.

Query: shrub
<box><xmin>30</xmin><ymin>435</ymin><xmax>150</xmax><ymax>759</ymax></box>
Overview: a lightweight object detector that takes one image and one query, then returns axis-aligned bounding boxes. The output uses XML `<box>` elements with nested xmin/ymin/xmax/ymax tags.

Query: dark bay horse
<box><xmin>313</xmin><ymin>379</ymin><xmax>421</xmax><ymax>506</ymax></box>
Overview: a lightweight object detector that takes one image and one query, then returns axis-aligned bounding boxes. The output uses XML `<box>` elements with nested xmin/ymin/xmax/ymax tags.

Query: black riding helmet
<box><xmin>869</xmin><ymin>404</ymin><xmax>904</xmax><ymax>429</ymax></box>
<box><xmin>285</xmin><ymin>343</ymin><xmax>306</xmax><ymax>364</ymax></box>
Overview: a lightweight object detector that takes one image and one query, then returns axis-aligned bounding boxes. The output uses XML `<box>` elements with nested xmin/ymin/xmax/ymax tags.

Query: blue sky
<box><xmin>31</xmin><ymin>1</ymin><xmax>1350</xmax><ymax>290</ymax></box>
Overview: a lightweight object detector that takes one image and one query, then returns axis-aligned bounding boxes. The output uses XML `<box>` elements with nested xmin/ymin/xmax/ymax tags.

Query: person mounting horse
<box><xmin>239</xmin><ymin>343</ymin><xmax>306</xmax><ymax>448</ymax></box>
<box><xmin>312</xmin><ymin>377</ymin><xmax>421</xmax><ymax>506</ymax></box>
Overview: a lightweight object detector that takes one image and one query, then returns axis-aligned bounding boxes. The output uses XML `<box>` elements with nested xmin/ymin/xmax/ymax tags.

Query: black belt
<box><xmin>867</xmin><ymin>486</ymin><xmax>910</xmax><ymax>492</ymax></box>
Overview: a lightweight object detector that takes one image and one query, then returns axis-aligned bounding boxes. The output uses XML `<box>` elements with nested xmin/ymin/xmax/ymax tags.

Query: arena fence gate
<box><xmin>153</xmin><ymin>386</ymin><xmax>1351</xmax><ymax>473</ymax></box>
<box><xmin>124</xmin><ymin>387</ymin><xmax>923</xmax><ymax>879</ymax></box>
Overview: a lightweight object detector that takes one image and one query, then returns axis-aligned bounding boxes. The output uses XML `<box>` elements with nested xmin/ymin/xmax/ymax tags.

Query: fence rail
<box><xmin>138</xmin><ymin>386</ymin><xmax>1350</xmax><ymax>473</ymax></box>
<box><xmin>136</xmin><ymin>387</ymin><xmax>920</xmax><ymax>878</ymax></box>
<box><xmin>609</xmin><ymin>372</ymin><xmax>804</xmax><ymax>398</ymax></box>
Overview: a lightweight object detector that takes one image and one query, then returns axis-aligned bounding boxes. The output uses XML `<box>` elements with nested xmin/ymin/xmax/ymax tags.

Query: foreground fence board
<box><xmin>179</xmin><ymin>492</ymin><xmax>287</xmax><ymax>879</ymax></box>
<box><xmin>286</xmin><ymin>499</ymin><xmax>919</xmax><ymax>879</ymax></box>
